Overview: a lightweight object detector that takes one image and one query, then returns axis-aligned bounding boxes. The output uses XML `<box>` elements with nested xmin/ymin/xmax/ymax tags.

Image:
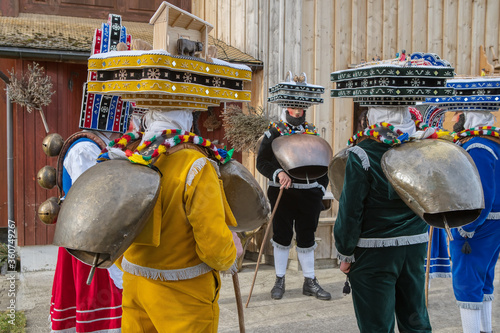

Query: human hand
<box><xmin>340</xmin><ymin>261</ymin><xmax>351</xmax><ymax>274</ymax></box>
<box><xmin>278</xmin><ymin>171</ymin><xmax>292</xmax><ymax>189</ymax></box>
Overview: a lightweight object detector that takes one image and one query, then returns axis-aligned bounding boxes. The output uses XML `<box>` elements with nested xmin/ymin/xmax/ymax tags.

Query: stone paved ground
<box><xmin>7</xmin><ymin>260</ymin><xmax>500</xmax><ymax>332</ymax></box>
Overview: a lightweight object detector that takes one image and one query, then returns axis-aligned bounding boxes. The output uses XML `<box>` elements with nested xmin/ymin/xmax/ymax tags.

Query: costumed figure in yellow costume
<box><xmin>116</xmin><ymin>110</ymin><xmax>237</xmax><ymax>332</ymax></box>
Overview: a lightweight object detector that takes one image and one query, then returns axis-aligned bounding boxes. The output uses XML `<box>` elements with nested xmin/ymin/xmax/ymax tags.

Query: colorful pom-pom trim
<box><xmin>347</xmin><ymin>122</ymin><xmax>404</xmax><ymax>146</ymax></box>
<box><xmin>269</xmin><ymin>120</ymin><xmax>318</xmax><ymax>136</ymax></box>
<box><xmin>453</xmin><ymin>126</ymin><xmax>500</xmax><ymax>143</ymax></box>
<box><xmin>99</xmin><ymin>129</ymin><xmax>234</xmax><ymax>165</ymax></box>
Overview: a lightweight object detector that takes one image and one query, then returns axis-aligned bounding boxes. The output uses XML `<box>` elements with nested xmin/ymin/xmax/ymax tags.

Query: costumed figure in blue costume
<box><xmin>410</xmin><ymin>106</ymin><xmax>452</xmax><ymax>281</ymax></box>
<box><xmin>257</xmin><ymin>71</ymin><xmax>332</xmax><ymax>301</ymax></box>
<box><xmin>426</xmin><ymin>76</ymin><xmax>500</xmax><ymax>333</ymax></box>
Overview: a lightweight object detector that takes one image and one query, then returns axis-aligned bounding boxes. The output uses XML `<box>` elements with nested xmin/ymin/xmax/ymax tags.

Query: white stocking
<box><xmin>480</xmin><ymin>300</ymin><xmax>492</xmax><ymax>333</ymax></box>
<box><xmin>273</xmin><ymin>245</ymin><xmax>289</xmax><ymax>277</ymax></box>
<box><xmin>460</xmin><ymin>308</ymin><xmax>481</xmax><ymax>333</ymax></box>
<box><xmin>297</xmin><ymin>249</ymin><xmax>315</xmax><ymax>279</ymax></box>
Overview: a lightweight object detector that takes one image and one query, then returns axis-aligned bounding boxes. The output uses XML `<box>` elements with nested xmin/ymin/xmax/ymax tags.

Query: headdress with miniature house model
<box><xmin>330</xmin><ymin>52</ymin><xmax>455</xmax><ymax>106</ymax></box>
<box><xmin>268</xmin><ymin>71</ymin><xmax>324</xmax><ymax>109</ymax></box>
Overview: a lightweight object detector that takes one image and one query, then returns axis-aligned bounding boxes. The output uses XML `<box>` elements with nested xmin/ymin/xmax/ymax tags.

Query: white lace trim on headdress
<box><xmin>367</xmin><ymin>106</ymin><xmax>416</xmax><ymax>136</ymax></box>
<box><xmin>465</xmin><ymin>143</ymin><xmax>498</xmax><ymax>160</ymax></box>
<box><xmin>357</xmin><ymin>232</ymin><xmax>428</xmax><ymax>248</ymax></box>
<box><xmin>122</xmin><ymin>257</ymin><xmax>212</xmax><ymax>281</ymax></box>
<box><xmin>464</xmin><ymin>111</ymin><xmax>495</xmax><ymax>129</ymax></box>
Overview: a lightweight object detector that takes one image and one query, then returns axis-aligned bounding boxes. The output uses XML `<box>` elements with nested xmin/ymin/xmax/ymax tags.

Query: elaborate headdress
<box><xmin>331</xmin><ymin>52</ymin><xmax>455</xmax><ymax>106</ymax></box>
<box><xmin>423</xmin><ymin>77</ymin><xmax>500</xmax><ymax>112</ymax></box>
<box><xmin>268</xmin><ymin>71</ymin><xmax>324</xmax><ymax>109</ymax></box>
<box><xmin>80</xmin><ymin>14</ymin><xmax>132</xmax><ymax>134</ymax></box>
<box><xmin>423</xmin><ymin>76</ymin><xmax>500</xmax><ymax>140</ymax></box>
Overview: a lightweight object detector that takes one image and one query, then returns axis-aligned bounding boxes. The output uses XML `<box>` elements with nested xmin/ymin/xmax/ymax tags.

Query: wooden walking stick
<box><xmin>425</xmin><ymin>226</ymin><xmax>434</xmax><ymax>307</ymax></box>
<box><xmin>245</xmin><ymin>187</ymin><xmax>284</xmax><ymax>308</ymax></box>
<box><xmin>232</xmin><ymin>272</ymin><xmax>246</xmax><ymax>333</ymax></box>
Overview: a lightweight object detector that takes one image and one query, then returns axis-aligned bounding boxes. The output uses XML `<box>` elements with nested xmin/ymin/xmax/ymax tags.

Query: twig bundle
<box><xmin>222</xmin><ymin>104</ymin><xmax>269</xmax><ymax>152</ymax></box>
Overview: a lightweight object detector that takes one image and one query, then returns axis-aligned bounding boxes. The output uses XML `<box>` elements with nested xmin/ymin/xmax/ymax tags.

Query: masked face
<box><xmin>285</xmin><ymin>108</ymin><xmax>306</xmax><ymax>127</ymax></box>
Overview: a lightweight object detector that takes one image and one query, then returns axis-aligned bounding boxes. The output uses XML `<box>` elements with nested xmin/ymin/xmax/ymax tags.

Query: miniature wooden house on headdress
<box><xmin>150</xmin><ymin>2</ymin><xmax>210</xmax><ymax>59</ymax></box>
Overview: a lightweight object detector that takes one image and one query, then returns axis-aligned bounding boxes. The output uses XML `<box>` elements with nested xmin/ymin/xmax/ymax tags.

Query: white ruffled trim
<box><xmin>429</xmin><ymin>272</ymin><xmax>452</xmax><ymax>279</ymax></box>
<box><xmin>457</xmin><ymin>300</ymin><xmax>483</xmax><ymax>310</ymax></box>
<box><xmin>296</xmin><ymin>243</ymin><xmax>318</xmax><ymax>253</ymax></box>
<box><xmin>357</xmin><ymin>232</ymin><xmax>429</xmax><ymax>248</ymax></box>
<box><xmin>458</xmin><ymin>227</ymin><xmax>475</xmax><ymax>239</ymax></box>
<box><xmin>221</xmin><ymin>259</ymin><xmax>238</xmax><ymax>277</ymax></box>
<box><xmin>122</xmin><ymin>257</ymin><xmax>212</xmax><ymax>281</ymax></box>
<box><xmin>270</xmin><ymin>239</ymin><xmax>293</xmax><ymax>250</ymax></box>
<box><xmin>484</xmin><ymin>294</ymin><xmax>494</xmax><ymax>301</ymax></box>
<box><xmin>269</xmin><ymin>180</ymin><xmax>321</xmax><ymax>189</ymax></box>
<box><xmin>486</xmin><ymin>212</ymin><xmax>500</xmax><ymax>220</ymax></box>
<box><xmin>272</xmin><ymin>168</ymin><xmax>284</xmax><ymax>182</ymax></box>
<box><xmin>185</xmin><ymin>157</ymin><xmax>207</xmax><ymax>187</ymax></box>
<box><xmin>336</xmin><ymin>252</ymin><xmax>355</xmax><ymax>263</ymax></box>
<box><xmin>466</xmin><ymin>143</ymin><xmax>498</xmax><ymax>160</ymax></box>
<box><xmin>348</xmin><ymin>146</ymin><xmax>370</xmax><ymax>170</ymax></box>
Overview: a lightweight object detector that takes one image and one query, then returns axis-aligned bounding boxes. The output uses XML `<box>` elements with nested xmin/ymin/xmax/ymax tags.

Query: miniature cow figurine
<box><xmin>177</xmin><ymin>38</ymin><xmax>203</xmax><ymax>57</ymax></box>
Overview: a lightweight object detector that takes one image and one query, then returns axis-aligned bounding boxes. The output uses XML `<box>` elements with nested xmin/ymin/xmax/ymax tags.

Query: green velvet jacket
<box><xmin>334</xmin><ymin>139</ymin><xmax>429</xmax><ymax>263</ymax></box>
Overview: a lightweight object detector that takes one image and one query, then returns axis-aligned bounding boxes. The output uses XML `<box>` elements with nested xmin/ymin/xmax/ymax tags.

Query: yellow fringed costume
<box><xmin>120</xmin><ymin>148</ymin><xmax>237</xmax><ymax>333</ymax></box>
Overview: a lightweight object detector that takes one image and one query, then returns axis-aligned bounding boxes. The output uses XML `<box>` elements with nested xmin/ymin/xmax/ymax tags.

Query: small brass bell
<box><xmin>38</xmin><ymin>197</ymin><xmax>60</xmax><ymax>225</ymax></box>
<box><xmin>42</xmin><ymin>133</ymin><xmax>64</xmax><ymax>157</ymax></box>
<box><xmin>37</xmin><ymin>165</ymin><xmax>57</xmax><ymax>190</ymax></box>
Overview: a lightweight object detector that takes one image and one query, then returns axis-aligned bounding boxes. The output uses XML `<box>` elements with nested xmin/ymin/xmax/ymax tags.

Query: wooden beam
<box><xmin>172</xmin><ymin>13</ymin><xmax>184</xmax><ymax>27</ymax></box>
<box><xmin>186</xmin><ymin>18</ymin><xmax>196</xmax><ymax>30</ymax></box>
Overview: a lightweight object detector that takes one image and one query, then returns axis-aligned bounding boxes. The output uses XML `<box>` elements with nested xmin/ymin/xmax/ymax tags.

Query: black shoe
<box><xmin>271</xmin><ymin>276</ymin><xmax>285</xmax><ymax>300</ymax></box>
<box><xmin>303</xmin><ymin>277</ymin><xmax>331</xmax><ymax>300</ymax></box>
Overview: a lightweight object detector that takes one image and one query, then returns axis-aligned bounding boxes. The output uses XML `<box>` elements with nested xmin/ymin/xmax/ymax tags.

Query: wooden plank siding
<box><xmin>18</xmin><ymin>0</ymin><xmax>190</xmax><ymax>22</ymax></box>
<box><xmin>193</xmin><ymin>0</ymin><xmax>500</xmax><ymax>156</ymax></box>
<box><xmin>0</xmin><ymin>59</ymin><xmax>87</xmax><ymax>246</ymax></box>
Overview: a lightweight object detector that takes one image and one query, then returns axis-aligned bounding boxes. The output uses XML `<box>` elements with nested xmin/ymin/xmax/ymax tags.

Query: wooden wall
<box><xmin>193</xmin><ymin>0</ymin><xmax>500</xmax><ymax>262</ymax></box>
<box><xmin>0</xmin><ymin>59</ymin><xmax>87</xmax><ymax>246</ymax></box>
<box><xmin>13</xmin><ymin>0</ymin><xmax>190</xmax><ymax>22</ymax></box>
<box><xmin>192</xmin><ymin>0</ymin><xmax>500</xmax><ymax>181</ymax></box>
